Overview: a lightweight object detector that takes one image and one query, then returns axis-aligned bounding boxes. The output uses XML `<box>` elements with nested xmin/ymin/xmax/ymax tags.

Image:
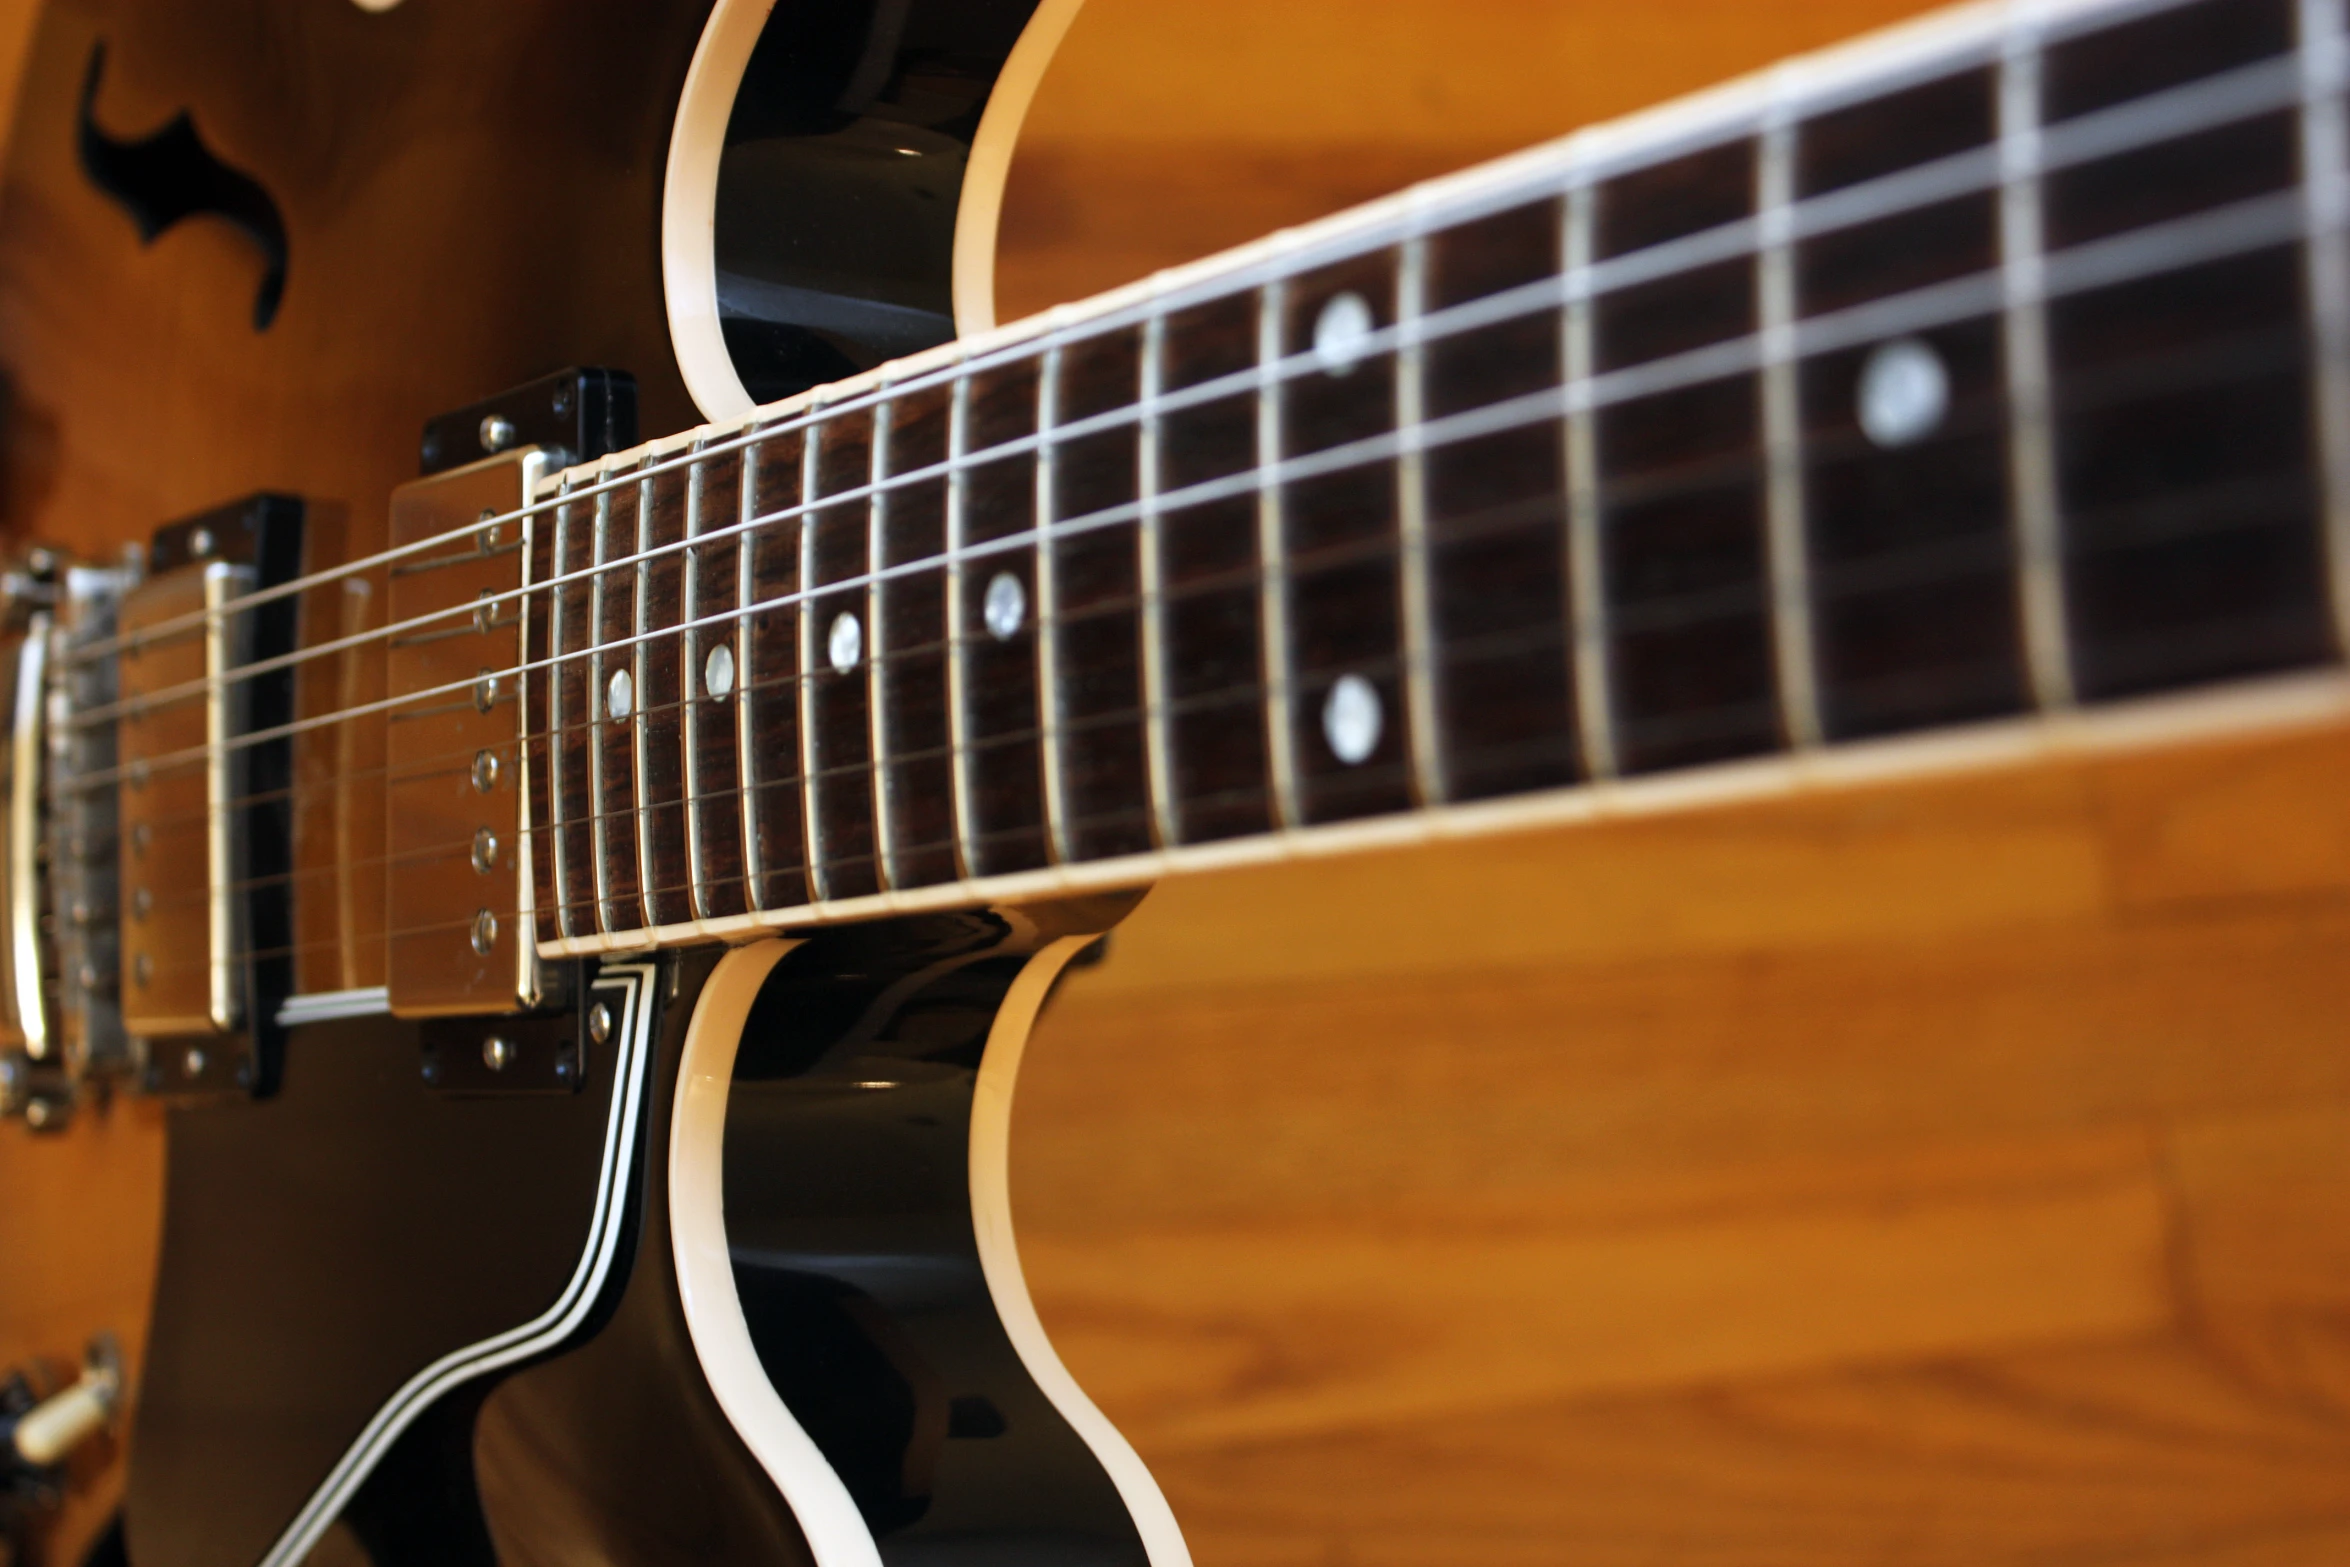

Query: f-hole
<box><xmin>76</xmin><ymin>42</ymin><xmax>291</xmax><ymax>331</ymax></box>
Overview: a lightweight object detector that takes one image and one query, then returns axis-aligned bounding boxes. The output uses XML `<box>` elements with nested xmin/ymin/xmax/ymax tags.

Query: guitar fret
<box><xmin>873</xmin><ymin>383</ymin><xmax>958</xmax><ymax>887</ymax></box>
<box><xmin>1594</xmin><ymin>138</ymin><xmax>1779</xmax><ymax>774</ymax></box>
<box><xmin>1758</xmin><ymin>111</ymin><xmax>1824</xmax><ymax>749</ymax></box>
<box><xmin>1564</xmin><ymin>182</ymin><xmax>1619</xmax><ymax>780</ymax></box>
<box><xmin>1034</xmin><ymin>344</ymin><xmax>1072</xmax><ymax>863</ymax></box>
<box><xmin>583</xmin><ymin>480</ymin><xmax>615</xmax><ymax>931</ymax></box>
<box><xmin>684</xmin><ymin>444</ymin><xmax>749</xmax><ymax>921</ymax></box>
<box><xmin>680</xmin><ymin>457</ymin><xmax>708</xmax><ymax>913</ymax></box>
<box><xmin>957</xmin><ymin>360</ymin><xmax>1051</xmax><ymax>875</ymax></box>
<box><xmin>2301</xmin><ymin>0</ymin><xmax>2350</xmax><ymax>649</ymax></box>
<box><xmin>944</xmin><ymin>374</ymin><xmax>978</xmax><ymax>879</ymax></box>
<box><xmin>545</xmin><ymin>485</ymin><xmax>579</xmax><ymax>937</ymax></box>
<box><xmin>1256</xmin><ymin>277</ymin><xmax>1302</xmax><ymax>830</ymax></box>
<box><xmin>634</xmin><ymin>463</ymin><xmax>694</xmax><ymax>928</ymax></box>
<box><xmin>866</xmin><ymin>396</ymin><xmax>898</xmax><ymax>888</ymax></box>
<box><xmin>2000</xmin><ymin>31</ymin><xmax>2078</xmax><ymax>712</ymax></box>
<box><xmin>794</xmin><ymin>420</ymin><xmax>829</xmax><ymax>901</ymax></box>
<box><xmin>734</xmin><ymin>445</ymin><xmax>763</xmax><ymax>909</ymax></box>
<box><xmin>631</xmin><ymin>467</ymin><xmax>656</xmax><ymax>926</ymax></box>
<box><xmin>743</xmin><ymin>430</ymin><xmax>811</xmax><ymax>909</ymax></box>
<box><xmin>1394</xmin><ymin>233</ymin><xmax>1447</xmax><ymax>804</ymax></box>
<box><xmin>1050</xmin><ymin>326</ymin><xmax>1153</xmax><ymax>861</ymax></box>
<box><xmin>1136</xmin><ymin>309</ymin><xmax>1178</xmax><ymax>847</ymax></box>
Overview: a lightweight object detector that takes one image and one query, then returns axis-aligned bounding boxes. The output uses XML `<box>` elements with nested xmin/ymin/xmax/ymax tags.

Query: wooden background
<box><xmin>7</xmin><ymin>1</ymin><xmax>2350</xmax><ymax>1564</ymax></box>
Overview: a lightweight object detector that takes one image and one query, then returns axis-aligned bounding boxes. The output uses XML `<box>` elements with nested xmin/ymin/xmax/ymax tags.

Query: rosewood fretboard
<box><xmin>522</xmin><ymin>0</ymin><xmax>2350</xmax><ymax>951</ymax></box>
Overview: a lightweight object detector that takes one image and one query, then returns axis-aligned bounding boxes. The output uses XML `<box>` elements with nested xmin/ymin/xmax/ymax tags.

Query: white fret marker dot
<box><xmin>1322</xmin><ymin>674</ymin><xmax>1382</xmax><ymax>766</ymax></box>
<box><xmin>984</xmin><ymin>571</ymin><xmax>1027</xmax><ymax>640</ymax></box>
<box><xmin>829</xmin><ymin>611</ymin><xmax>863</xmax><ymax>673</ymax></box>
<box><xmin>606</xmin><ymin>668</ymin><xmax>633</xmax><ymax>721</ymax></box>
<box><xmin>704</xmin><ymin>641</ymin><xmax>735</xmax><ymax>699</ymax></box>
<box><xmin>1858</xmin><ymin>338</ymin><xmax>1949</xmax><ymax>449</ymax></box>
<box><xmin>1314</xmin><ymin>291</ymin><xmax>1374</xmax><ymax>377</ymax></box>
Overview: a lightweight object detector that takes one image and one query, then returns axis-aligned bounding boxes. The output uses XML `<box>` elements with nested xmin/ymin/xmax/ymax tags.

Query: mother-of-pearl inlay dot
<box><xmin>1313</xmin><ymin>291</ymin><xmax>1375</xmax><ymax>377</ymax></box>
<box><xmin>1857</xmin><ymin>337</ymin><xmax>1950</xmax><ymax>449</ymax></box>
<box><xmin>828</xmin><ymin>611</ymin><xmax>864</xmax><ymax>674</ymax></box>
<box><xmin>1322</xmin><ymin>673</ymin><xmax>1382</xmax><ymax>765</ymax></box>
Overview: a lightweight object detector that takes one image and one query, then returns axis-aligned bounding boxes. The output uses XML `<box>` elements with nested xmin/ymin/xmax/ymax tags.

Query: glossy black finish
<box><xmin>723</xmin><ymin>913</ymin><xmax>1144</xmax><ymax>1565</ymax></box>
<box><xmin>715</xmin><ymin>0</ymin><xmax>1045</xmax><ymax>402</ymax></box>
<box><xmin>128</xmin><ymin>995</ymin><xmax>636</xmax><ymax>1567</ymax></box>
<box><xmin>418</xmin><ymin>368</ymin><xmax>638</xmax><ymax>478</ymax></box>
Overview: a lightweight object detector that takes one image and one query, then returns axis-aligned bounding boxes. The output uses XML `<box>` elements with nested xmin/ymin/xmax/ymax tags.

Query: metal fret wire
<box><xmin>794</xmin><ymin>412</ymin><xmax>829</xmax><ymax>902</ymax></box>
<box><xmin>1034</xmin><ymin>343</ymin><xmax>1074</xmax><ymax>863</ymax></box>
<box><xmin>2002</xmin><ymin>6</ymin><xmax>2079</xmax><ymax>711</ymax></box>
<box><xmin>1256</xmin><ymin>273</ymin><xmax>1303</xmax><ymax>829</ymax></box>
<box><xmin>64</xmin><ymin>36</ymin><xmax>2309</xmax><ymax>692</ymax></box>
<box><xmin>585</xmin><ymin>484</ymin><xmax>616</xmax><ymax>934</ymax></box>
<box><xmin>1395</xmin><ymin>227</ymin><xmax>1448</xmax><ymax>804</ymax></box>
<box><xmin>866</xmin><ymin>392</ymin><xmax>899</xmax><ymax>890</ymax></box>
<box><xmin>680</xmin><ymin>446</ymin><xmax>713</xmax><ymax>918</ymax></box>
<box><xmin>945</xmin><ymin>376</ymin><xmax>981</xmax><ymax>878</ymax></box>
<box><xmin>1758</xmin><ymin>100</ymin><xmax>1824</xmax><ymax>749</ymax></box>
<box><xmin>67</xmin><ymin>177</ymin><xmax>2336</xmax><ymax>798</ymax></box>
<box><xmin>630</xmin><ymin>461</ymin><xmax>660</xmax><ymax>928</ymax></box>
<box><xmin>1136</xmin><ymin>305</ymin><xmax>1180</xmax><ymax>848</ymax></box>
<box><xmin>546</xmin><ymin>488</ymin><xmax>577</xmax><ymax>937</ymax></box>
<box><xmin>735</xmin><ymin>439</ymin><xmax>769</xmax><ymax>909</ymax></box>
<box><xmin>1562</xmin><ymin>184</ymin><xmax>1618</xmax><ymax>779</ymax></box>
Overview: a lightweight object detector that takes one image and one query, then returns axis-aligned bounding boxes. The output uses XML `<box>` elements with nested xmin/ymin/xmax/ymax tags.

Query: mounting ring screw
<box><xmin>472</xmin><ymin>749</ymin><xmax>501</xmax><ymax>793</ymax></box>
<box><xmin>183</xmin><ymin>1046</ymin><xmax>205</xmax><ymax>1079</ymax></box>
<box><xmin>188</xmin><ymin>526</ymin><xmax>215</xmax><ymax>559</ymax></box>
<box><xmin>551</xmin><ymin>382</ymin><xmax>574</xmax><ymax>418</ymax></box>
<box><xmin>421</xmin><ymin>1055</ymin><xmax>442</xmax><ymax>1086</ymax></box>
<box><xmin>470</xmin><ymin>909</ymin><xmax>498</xmax><ymax>957</ymax></box>
<box><xmin>479</xmin><ymin>414</ymin><xmax>517</xmax><ymax>454</ymax></box>
<box><xmin>481</xmin><ymin>1034</ymin><xmax>515</xmax><ymax>1072</ymax></box>
<box><xmin>587</xmin><ymin>1002</ymin><xmax>613</xmax><ymax>1045</ymax></box>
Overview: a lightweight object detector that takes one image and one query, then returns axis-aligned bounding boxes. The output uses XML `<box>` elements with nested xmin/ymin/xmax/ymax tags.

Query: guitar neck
<box><xmin>511</xmin><ymin>0</ymin><xmax>2350</xmax><ymax>953</ymax></box>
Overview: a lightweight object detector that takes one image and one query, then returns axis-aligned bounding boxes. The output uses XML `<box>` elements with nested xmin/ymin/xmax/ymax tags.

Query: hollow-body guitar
<box><xmin>1</xmin><ymin>0</ymin><xmax>2348</xmax><ymax>1563</ymax></box>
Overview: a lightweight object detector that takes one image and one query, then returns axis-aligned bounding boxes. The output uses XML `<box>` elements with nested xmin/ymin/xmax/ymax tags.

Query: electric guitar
<box><xmin>6</xmin><ymin>0</ymin><xmax>2350</xmax><ymax>1563</ymax></box>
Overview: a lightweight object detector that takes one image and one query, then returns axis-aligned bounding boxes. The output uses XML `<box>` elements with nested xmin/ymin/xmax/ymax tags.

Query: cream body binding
<box><xmin>668</xmin><ymin>938</ymin><xmax>1193</xmax><ymax>1567</ymax></box>
<box><xmin>660</xmin><ymin>0</ymin><xmax>1092</xmax><ymax>424</ymax></box>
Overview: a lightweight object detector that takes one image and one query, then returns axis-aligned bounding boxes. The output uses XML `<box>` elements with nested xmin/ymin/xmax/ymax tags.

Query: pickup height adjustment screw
<box><xmin>188</xmin><ymin>526</ymin><xmax>215</xmax><ymax>559</ymax></box>
<box><xmin>587</xmin><ymin>1002</ymin><xmax>613</xmax><ymax>1045</ymax></box>
<box><xmin>479</xmin><ymin>414</ymin><xmax>517</xmax><ymax>454</ymax></box>
<box><xmin>481</xmin><ymin>1034</ymin><xmax>515</xmax><ymax>1072</ymax></box>
<box><xmin>472</xmin><ymin>827</ymin><xmax>498</xmax><ymax>874</ymax></box>
<box><xmin>472</xmin><ymin>749</ymin><xmax>500</xmax><ymax>793</ymax></box>
<box><xmin>470</xmin><ymin>910</ymin><xmax>498</xmax><ymax>957</ymax></box>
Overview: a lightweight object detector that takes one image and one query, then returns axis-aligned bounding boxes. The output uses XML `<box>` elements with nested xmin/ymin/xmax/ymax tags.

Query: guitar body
<box><xmin>6</xmin><ymin>2</ymin><xmax>2350</xmax><ymax>1567</ymax></box>
<box><xmin>0</xmin><ymin>3</ymin><xmax>1155</xmax><ymax>1564</ymax></box>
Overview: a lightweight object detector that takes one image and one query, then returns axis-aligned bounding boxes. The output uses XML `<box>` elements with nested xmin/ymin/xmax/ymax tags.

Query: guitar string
<box><xmin>60</xmin><ymin>178</ymin><xmax>2326</xmax><ymax>801</ymax></box>
<box><xmin>60</xmin><ymin>47</ymin><xmax>2313</xmax><ymax>678</ymax></box>
<box><xmin>113</xmin><ymin>427</ymin><xmax>2293</xmax><ymax>878</ymax></box>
